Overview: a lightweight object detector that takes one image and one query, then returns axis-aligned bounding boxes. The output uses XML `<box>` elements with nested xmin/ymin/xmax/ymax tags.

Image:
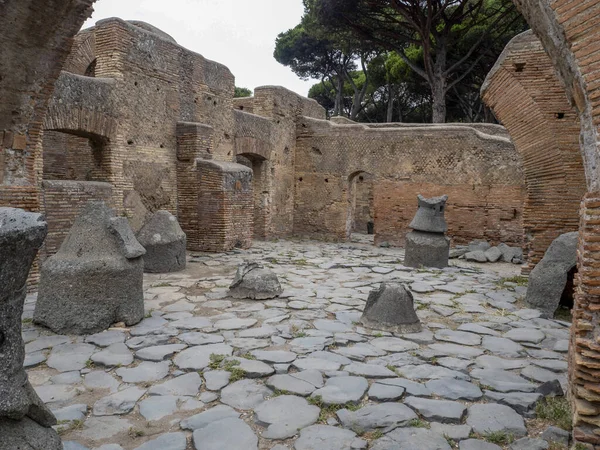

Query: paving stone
<box><xmin>553</xmin><ymin>340</ymin><xmax>569</xmax><ymax>352</ymax></box>
<box><xmin>220</xmin><ymin>379</ymin><xmax>272</xmax><ymax>410</ymax></box>
<box><xmin>130</xmin><ymin>316</ymin><xmax>170</xmax><ymax>335</ymax></box>
<box><xmin>25</xmin><ymin>335</ymin><xmax>70</xmax><ymax>353</ymax></box>
<box><xmin>370</xmin><ymin>337</ymin><xmax>420</xmax><ymax>352</ymax></box>
<box><xmin>483</xmin><ymin>391</ymin><xmax>542</xmax><ymax>415</ymax></box>
<box><xmin>459</xmin><ymin>439</ymin><xmax>502</xmax><ymax>450</ymax></box>
<box><xmin>470</xmin><ymin>369</ymin><xmax>537</xmax><ymax>393</ymax></box>
<box><xmin>170</xmin><ymin>316</ymin><xmax>212</xmax><ymax>330</ymax></box>
<box><xmin>343</xmin><ymin>362</ymin><xmax>397</xmax><ymax>378</ymax></box>
<box><xmin>34</xmin><ymin>384</ymin><xmax>79</xmax><ymax>403</ymax></box>
<box><xmin>254</xmin><ymin>395</ymin><xmax>320</xmax><ymax>439</ymax></box>
<box><xmin>250</xmin><ymin>350</ymin><xmax>297</xmax><ymax>364</ymax></box>
<box><xmin>435</xmin><ymin>329</ymin><xmax>482</xmax><ymax>346</ymax></box>
<box><xmin>116</xmin><ymin>361</ymin><xmax>170</xmax><ymax>383</ymax></box>
<box><xmin>368</xmin><ymin>383</ymin><xmax>406</xmax><ymax>401</ymax></box>
<box><xmin>136</xmin><ymin>344</ymin><xmax>187</xmax><ymax>361</ymax></box>
<box><xmin>92</xmin><ymin>343</ymin><xmax>134</xmax><ymax>367</ymax></box>
<box><xmin>174</xmin><ymin>343</ymin><xmax>233</xmax><ymax>370</ymax></box>
<box><xmin>521</xmin><ymin>365</ymin><xmax>563</xmax><ymax>384</ymax></box>
<box><xmin>84</xmin><ymin>371</ymin><xmax>120</xmax><ymax>393</ymax></box>
<box><xmin>404</xmin><ymin>396</ymin><xmax>466</xmax><ymax>423</ymax></box>
<box><xmin>290</xmin><ymin>337</ymin><xmax>329</xmax><ymax>353</ymax></box>
<box><xmin>133</xmin><ymin>433</ymin><xmax>187</xmax><ymax>450</ymax></box>
<box><xmin>78</xmin><ymin>416</ymin><xmax>133</xmax><ymax>440</ymax></box>
<box><xmin>199</xmin><ymin>391</ymin><xmax>218</xmax><ymax>403</ymax></box>
<box><xmin>47</xmin><ymin>343</ymin><xmax>96</xmax><ymax>372</ymax></box>
<box><xmin>456</xmin><ymin>324</ymin><xmax>500</xmax><ymax>337</ymax></box>
<box><xmin>52</xmin><ymin>403</ymin><xmax>87</xmax><ymax>422</ymax></box>
<box><xmin>337</xmin><ymin>403</ymin><xmax>417</xmax><ymax>431</ymax></box>
<box><xmin>311</xmin><ymin>376</ymin><xmax>368</xmax><ymax>405</ymax></box>
<box><xmin>481</xmin><ymin>336</ymin><xmax>524</xmax><ymax>357</ymax></box>
<box><xmin>227</xmin><ymin>338</ymin><xmax>270</xmax><ymax>350</ymax></box>
<box><xmin>204</xmin><ymin>370</ymin><xmax>231</xmax><ymax>391</ymax></box>
<box><xmin>540</xmin><ymin>426</ymin><xmax>569</xmax><ymax>446</ymax></box>
<box><xmin>503</xmin><ymin>328</ymin><xmax>546</xmax><ymax>344</ymax></box>
<box><xmin>377</xmin><ymin>378</ymin><xmax>431</xmax><ymax>396</ymax></box>
<box><xmin>93</xmin><ymin>386</ymin><xmax>146</xmax><ymax>416</ymax></box>
<box><xmin>437</xmin><ymin>357</ymin><xmax>474</xmax><ymax>371</ymax></box>
<box><xmin>466</xmin><ymin>403</ymin><xmax>527</xmax><ymax>438</ymax></box>
<box><xmin>50</xmin><ymin>371</ymin><xmax>82</xmax><ymax>384</ymax></box>
<box><xmin>531</xmin><ymin>359</ymin><xmax>568</xmax><ymax>372</ymax></box>
<box><xmin>148</xmin><ymin>372</ymin><xmax>202</xmax><ymax>396</ymax></box>
<box><xmin>24</xmin><ymin>350</ymin><xmax>47</xmax><ymax>368</ymax></box>
<box><xmin>267</xmin><ymin>372</ymin><xmax>323</xmax><ymax>396</ymax></box>
<box><xmin>63</xmin><ymin>442</ymin><xmax>90</xmax><ymax>450</ymax></box>
<box><xmin>428</xmin><ymin>343</ymin><xmax>484</xmax><ymax>359</ymax></box>
<box><xmin>293</xmin><ymin>357</ymin><xmax>341</xmax><ymax>372</ymax></box>
<box><xmin>474</xmin><ymin>355</ymin><xmax>529</xmax><ymax>370</ymax></box>
<box><xmin>180</xmin><ymin>404</ymin><xmax>240</xmax><ymax>430</ymax></box>
<box><xmin>402</xmin><ymin>329</ymin><xmax>436</xmax><ymax>344</ymax></box>
<box><xmin>429</xmin><ymin>423</ymin><xmax>472</xmax><ymax>440</ymax></box>
<box><xmin>214</xmin><ymin>318</ymin><xmax>257</xmax><ymax>330</ymax></box>
<box><xmin>225</xmin><ymin>356</ymin><xmax>275</xmax><ymax>377</ymax></box>
<box><xmin>192</xmin><ymin>417</ymin><xmax>258</xmax><ymax>450</ymax></box>
<box><xmin>238</xmin><ymin>325</ymin><xmax>278</xmax><ymax>338</ymax></box>
<box><xmin>295</xmin><ymin>425</ymin><xmax>365</xmax><ymax>450</ymax></box>
<box><xmin>85</xmin><ymin>331</ymin><xmax>126</xmax><ymax>347</ymax></box>
<box><xmin>139</xmin><ymin>395</ymin><xmax>179</xmax><ymax>420</ymax></box>
<box><xmin>509</xmin><ymin>437</ymin><xmax>549</xmax><ymax>450</ymax></box>
<box><xmin>314</xmin><ymin>319</ymin><xmax>353</xmax><ymax>333</ymax></box>
<box><xmin>333</xmin><ymin>343</ymin><xmax>387</xmax><ymax>361</ymax></box>
<box><xmin>399</xmin><ymin>364</ymin><xmax>470</xmax><ymax>381</ymax></box>
<box><xmin>371</xmin><ymin>427</ymin><xmax>452</xmax><ymax>450</ymax></box>
<box><xmin>178</xmin><ymin>332</ymin><xmax>224</xmax><ymax>345</ymax></box>
<box><xmin>126</xmin><ymin>335</ymin><xmax>172</xmax><ymax>350</ymax></box>
<box><xmin>425</xmin><ymin>379</ymin><xmax>483</xmax><ymax>400</ymax></box>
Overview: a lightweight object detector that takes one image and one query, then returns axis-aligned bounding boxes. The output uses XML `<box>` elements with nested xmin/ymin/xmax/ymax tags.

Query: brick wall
<box><xmin>195</xmin><ymin>160</ymin><xmax>253</xmax><ymax>252</ymax></box>
<box><xmin>41</xmin><ymin>180</ymin><xmax>113</xmax><ymax>257</ymax></box>
<box><xmin>481</xmin><ymin>31</ymin><xmax>587</xmax><ymax>273</ymax></box>
<box><xmin>294</xmin><ymin>118</ymin><xmax>524</xmax><ymax>246</ymax></box>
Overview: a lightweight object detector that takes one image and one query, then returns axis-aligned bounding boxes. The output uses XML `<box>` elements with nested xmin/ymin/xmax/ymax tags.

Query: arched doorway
<box><xmin>346</xmin><ymin>171</ymin><xmax>375</xmax><ymax>241</ymax></box>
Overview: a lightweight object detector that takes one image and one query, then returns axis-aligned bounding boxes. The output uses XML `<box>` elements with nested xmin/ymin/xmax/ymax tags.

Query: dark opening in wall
<box><xmin>555</xmin><ymin>112</ymin><xmax>565</xmax><ymax>119</ymax></box>
<box><xmin>514</xmin><ymin>62</ymin><xmax>526</xmax><ymax>72</ymax></box>
<box><xmin>85</xmin><ymin>59</ymin><xmax>97</xmax><ymax>77</ymax></box>
<box><xmin>325</xmin><ymin>178</ymin><xmax>329</xmax><ymax>183</ymax></box>
<box><xmin>560</xmin><ymin>266</ymin><xmax>577</xmax><ymax>310</ymax></box>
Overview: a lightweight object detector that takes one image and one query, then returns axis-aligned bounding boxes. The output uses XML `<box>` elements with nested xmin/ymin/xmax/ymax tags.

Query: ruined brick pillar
<box><xmin>572</xmin><ymin>193</ymin><xmax>600</xmax><ymax>447</ymax></box>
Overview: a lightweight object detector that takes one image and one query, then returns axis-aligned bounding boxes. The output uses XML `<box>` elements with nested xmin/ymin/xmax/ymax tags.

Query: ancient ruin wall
<box><xmin>294</xmin><ymin>118</ymin><xmax>524</xmax><ymax>246</ymax></box>
<box><xmin>234</xmin><ymin>86</ymin><xmax>326</xmax><ymax>239</ymax></box>
<box><xmin>481</xmin><ymin>31</ymin><xmax>587</xmax><ymax>273</ymax></box>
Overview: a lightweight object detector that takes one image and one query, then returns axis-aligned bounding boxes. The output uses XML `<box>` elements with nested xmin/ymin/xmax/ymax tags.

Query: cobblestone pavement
<box><xmin>23</xmin><ymin>237</ymin><xmax>571</xmax><ymax>450</ymax></box>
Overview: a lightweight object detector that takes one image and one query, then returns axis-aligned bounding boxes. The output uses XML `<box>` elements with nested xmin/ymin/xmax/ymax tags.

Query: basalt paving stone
<box><xmin>336</xmin><ymin>403</ymin><xmax>417</xmax><ymax>431</ymax></box>
<box><xmin>180</xmin><ymin>404</ymin><xmax>240</xmax><ymax>431</ymax></box>
<box><xmin>116</xmin><ymin>361</ymin><xmax>170</xmax><ymax>383</ymax></box>
<box><xmin>178</xmin><ymin>332</ymin><xmax>224</xmax><ymax>345</ymax></box>
<box><xmin>368</xmin><ymin>382</ymin><xmax>406</xmax><ymax>401</ymax></box>
<box><xmin>466</xmin><ymin>403</ymin><xmax>527</xmax><ymax>438</ymax></box>
<box><xmin>47</xmin><ymin>343</ymin><xmax>96</xmax><ymax>372</ymax></box>
<box><xmin>509</xmin><ymin>437</ymin><xmax>550</xmax><ymax>450</ymax></box>
<box><xmin>430</xmin><ymin>423</ymin><xmax>473</xmax><ymax>440</ymax></box>
<box><xmin>425</xmin><ymin>379</ymin><xmax>483</xmax><ymax>400</ymax></box>
<box><xmin>378</xmin><ymin>377</ymin><xmax>432</xmax><ymax>396</ymax></box>
<box><xmin>343</xmin><ymin>362</ymin><xmax>398</xmax><ymax>378</ymax></box>
<box><xmin>125</xmin><ymin>335</ymin><xmax>172</xmax><ymax>350</ymax></box>
<box><xmin>470</xmin><ymin>369</ymin><xmax>537</xmax><ymax>393</ymax></box>
<box><xmin>174</xmin><ymin>343</ymin><xmax>233</xmax><ymax>370</ymax></box>
<box><xmin>148</xmin><ymin>372</ymin><xmax>202</xmax><ymax>396</ymax></box>
<box><xmin>521</xmin><ymin>365</ymin><xmax>564</xmax><ymax>384</ymax></box>
<box><xmin>220</xmin><ymin>379</ymin><xmax>272</xmax><ymax>410</ymax></box>
<box><xmin>92</xmin><ymin>343</ymin><xmax>134</xmax><ymax>367</ymax></box>
<box><xmin>370</xmin><ymin>337</ymin><xmax>420</xmax><ymax>352</ymax></box>
<box><xmin>311</xmin><ymin>376</ymin><xmax>369</xmax><ymax>405</ymax></box>
<box><xmin>294</xmin><ymin>425</ymin><xmax>365</xmax><ymax>450</ymax></box>
<box><xmin>459</xmin><ymin>439</ymin><xmax>502</xmax><ymax>450</ymax></box>
<box><xmin>254</xmin><ymin>395</ymin><xmax>320</xmax><ymax>439</ymax></box>
<box><xmin>436</xmin><ymin>357</ymin><xmax>474</xmax><ymax>371</ymax></box>
<box><xmin>132</xmin><ymin>432</ymin><xmax>187</xmax><ymax>450</ymax></box>
<box><xmin>399</xmin><ymin>364</ymin><xmax>470</xmax><ymax>381</ymax></box>
<box><xmin>503</xmin><ymin>328</ymin><xmax>546</xmax><ymax>344</ymax></box>
<box><xmin>251</xmin><ymin>350</ymin><xmax>297</xmax><ymax>363</ymax></box>
<box><xmin>428</xmin><ymin>343</ymin><xmax>484</xmax><ymax>359</ymax></box>
<box><xmin>434</xmin><ymin>329</ymin><xmax>482</xmax><ymax>346</ymax></box>
<box><xmin>371</xmin><ymin>427</ymin><xmax>452</xmax><ymax>450</ymax></box>
<box><xmin>293</xmin><ymin>357</ymin><xmax>341</xmax><ymax>372</ymax></box>
<box><xmin>25</xmin><ymin>335</ymin><xmax>71</xmax><ymax>353</ymax></box>
<box><xmin>531</xmin><ymin>359</ymin><xmax>568</xmax><ymax>372</ymax></box>
<box><xmin>85</xmin><ymin>331</ymin><xmax>126</xmax><ymax>347</ymax></box>
<box><xmin>224</xmin><ymin>357</ymin><xmax>275</xmax><ymax>377</ymax></box>
<box><xmin>481</xmin><ymin>336</ymin><xmax>525</xmax><ymax>358</ymax></box>
<box><xmin>404</xmin><ymin>396</ymin><xmax>467</xmax><ymax>423</ymax></box>
<box><xmin>136</xmin><ymin>344</ymin><xmax>187</xmax><ymax>361</ymax></box>
<box><xmin>138</xmin><ymin>395</ymin><xmax>179</xmax><ymax>421</ymax></box>
<box><xmin>332</xmin><ymin>343</ymin><xmax>387</xmax><ymax>360</ymax></box>
<box><xmin>93</xmin><ymin>387</ymin><xmax>146</xmax><ymax>416</ymax></box>
<box><xmin>474</xmin><ymin>355</ymin><xmax>529</xmax><ymax>370</ymax></box>
<box><xmin>192</xmin><ymin>417</ymin><xmax>258</xmax><ymax>450</ymax></box>
<box><xmin>84</xmin><ymin>371</ymin><xmax>120</xmax><ymax>393</ymax></box>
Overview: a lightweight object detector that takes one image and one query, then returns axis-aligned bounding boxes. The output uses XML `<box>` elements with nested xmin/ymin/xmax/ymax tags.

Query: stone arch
<box><xmin>63</xmin><ymin>29</ymin><xmax>96</xmax><ymax>76</ymax></box>
<box><xmin>481</xmin><ymin>31</ymin><xmax>587</xmax><ymax>273</ymax></box>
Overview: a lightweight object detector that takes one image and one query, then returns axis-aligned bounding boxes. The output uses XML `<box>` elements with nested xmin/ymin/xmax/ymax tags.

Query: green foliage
<box><xmin>536</xmin><ymin>397</ymin><xmax>573</xmax><ymax>431</ymax></box>
<box><xmin>408</xmin><ymin>418</ymin><xmax>430</xmax><ymax>429</ymax></box>
<box><xmin>234</xmin><ymin>87</ymin><xmax>252</xmax><ymax>98</ymax></box>
<box><xmin>483</xmin><ymin>430</ymin><xmax>514</xmax><ymax>445</ymax></box>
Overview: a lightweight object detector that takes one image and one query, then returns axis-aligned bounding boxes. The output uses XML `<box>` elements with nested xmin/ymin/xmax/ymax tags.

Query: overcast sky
<box><xmin>84</xmin><ymin>0</ymin><xmax>314</xmax><ymax>96</ymax></box>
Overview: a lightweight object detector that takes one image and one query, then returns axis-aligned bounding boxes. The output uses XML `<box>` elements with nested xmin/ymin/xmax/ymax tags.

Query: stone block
<box><xmin>137</xmin><ymin>210</ymin><xmax>187</xmax><ymax>273</ymax></box>
<box><xmin>360</xmin><ymin>282</ymin><xmax>421</xmax><ymax>333</ymax></box>
<box><xmin>404</xmin><ymin>231</ymin><xmax>450</xmax><ymax>269</ymax></box>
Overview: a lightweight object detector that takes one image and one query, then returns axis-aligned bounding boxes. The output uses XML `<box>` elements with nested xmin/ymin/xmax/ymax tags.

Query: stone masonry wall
<box><xmin>294</xmin><ymin>118</ymin><xmax>524</xmax><ymax>246</ymax></box>
<box><xmin>481</xmin><ymin>31</ymin><xmax>587</xmax><ymax>273</ymax></box>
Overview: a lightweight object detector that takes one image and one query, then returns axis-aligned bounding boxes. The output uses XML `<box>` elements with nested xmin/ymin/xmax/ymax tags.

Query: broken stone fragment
<box><xmin>34</xmin><ymin>201</ymin><xmax>145</xmax><ymax>335</ymax></box>
<box><xmin>360</xmin><ymin>282</ymin><xmax>422</xmax><ymax>334</ymax></box>
<box><xmin>136</xmin><ymin>210</ymin><xmax>187</xmax><ymax>273</ymax></box>
<box><xmin>525</xmin><ymin>232</ymin><xmax>578</xmax><ymax>318</ymax></box>
<box><xmin>229</xmin><ymin>262</ymin><xmax>283</xmax><ymax>300</ymax></box>
<box><xmin>0</xmin><ymin>207</ymin><xmax>62</xmax><ymax>449</ymax></box>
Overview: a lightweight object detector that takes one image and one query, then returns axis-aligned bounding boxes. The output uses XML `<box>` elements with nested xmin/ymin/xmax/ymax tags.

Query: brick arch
<box><xmin>234</xmin><ymin>136</ymin><xmax>271</xmax><ymax>161</ymax></box>
<box><xmin>63</xmin><ymin>29</ymin><xmax>96</xmax><ymax>76</ymax></box>
<box><xmin>508</xmin><ymin>2</ymin><xmax>600</xmax><ymax>445</ymax></box>
<box><xmin>44</xmin><ymin>104</ymin><xmax>117</xmax><ymax>142</ymax></box>
<box><xmin>481</xmin><ymin>31</ymin><xmax>587</xmax><ymax>273</ymax></box>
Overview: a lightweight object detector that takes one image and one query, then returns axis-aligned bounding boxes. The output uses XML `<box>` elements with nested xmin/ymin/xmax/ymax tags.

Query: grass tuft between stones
<box><xmin>535</xmin><ymin>397</ymin><xmax>572</xmax><ymax>431</ymax></box>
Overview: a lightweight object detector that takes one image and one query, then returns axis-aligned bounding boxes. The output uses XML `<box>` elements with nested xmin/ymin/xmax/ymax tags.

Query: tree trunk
<box><xmin>430</xmin><ymin>42</ymin><xmax>448</xmax><ymax>123</ymax></box>
<box><xmin>333</xmin><ymin>75</ymin><xmax>344</xmax><ymax>116</ymax></box>
<box><xmin>386</xmin><ymin>82</ymin><xmax>394</xmax><ymax>122</ymax></box>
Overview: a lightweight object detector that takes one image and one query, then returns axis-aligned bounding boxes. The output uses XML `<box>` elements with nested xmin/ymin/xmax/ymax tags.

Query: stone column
<box><xmin>0</xmin><ymin>208</ymin><xmax>61</xmax><ymax>450</ymax></box>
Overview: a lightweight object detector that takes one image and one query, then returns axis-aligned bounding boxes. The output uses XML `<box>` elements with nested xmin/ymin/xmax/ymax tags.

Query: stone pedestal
<box><xmin>0</xmin><ymin>208</ymin><xmax>62</xmax><ymax>450</ymax></box>
<box><xmin>360</xmin><ymin>282</ymin><xmax>421</xmax><ymax>333</ymax></box>
<box><xmin>404</xmin><ymin>194</ymin><xmax>450</xmax><ymax>268</ymax></box>
<box><xmin>34</xmin><ymin>201</ymin><xmax>146</xmax><ymax>335</ymax></box>
<box><xmin>137</xmin><ymin>210</ymin><xmax>187</xmax><ymax>273</ymax></box>
<box><xmin>405</xmin><ymin>231</ymin><xmax>450</xmax><ymax>269</ymax></box>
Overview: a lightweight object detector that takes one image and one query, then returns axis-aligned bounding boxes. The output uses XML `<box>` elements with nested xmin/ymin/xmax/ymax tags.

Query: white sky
<box><xmin>84</xmin><ymin>0</ymin><xmax>314</xmax><ymax>96</ymax></box>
